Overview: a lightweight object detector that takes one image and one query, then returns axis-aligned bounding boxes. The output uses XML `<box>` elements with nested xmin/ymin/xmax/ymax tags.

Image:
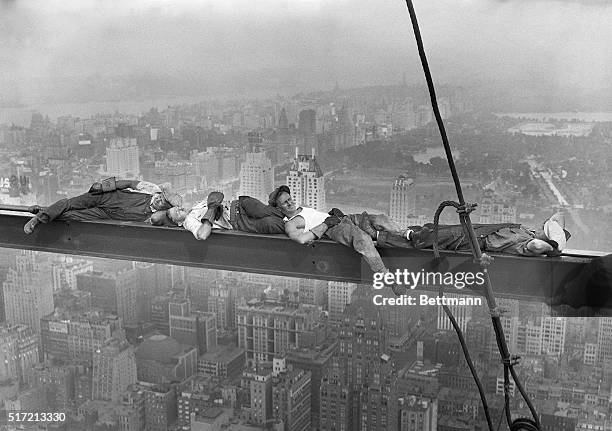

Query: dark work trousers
<box><xmin>36</xmin><ymin>190</ymin><xmax>154</xmax><ymax>224</ymax></box>
<box><xmin>377</xmin><ymin>223</ymin><xmax>522</xmax><ymax>251</ymax></box>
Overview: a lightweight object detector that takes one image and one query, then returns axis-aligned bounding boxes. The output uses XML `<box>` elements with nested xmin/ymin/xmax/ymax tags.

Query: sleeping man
<box><xmin>379</xmin><ymin>212</ymin><xmax>571</xmax><ymax>257</ymax></box>
<box><xmin>267</xmin><ymin>185</ymin><xmax>427</xmax><ymax>274</ymax></box>
<box><xmin>158</xmin><ymin>191</ymin><xmax>286</xmax><ymax>238</ymax></box>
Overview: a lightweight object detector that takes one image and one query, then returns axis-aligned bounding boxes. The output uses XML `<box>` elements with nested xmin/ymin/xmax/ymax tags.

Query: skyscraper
<box><xmin>540</xmin><ymin>315</ymin><xmax>567</xmax><ymax>357</ymax></box>
<box><xmin>278</xmin><ymin>107</ymin><xmax>289</xmax><ymax>130</ymax></box>
<box><xmin>40</xmin><ymin>310</ymin><xmax>122</xmax><ymax>363</ymax></box>
<box><xmin>31</xmin><ymin>363</ymin><xmax>75</xmax><ymax>410</ymax></box>
<box><xmin>389</xmin><ymin>176</ymin><xmax>416</xmax><ymax>227</ymax></box>
<box><xmin>50</xmin><ymin>256</ymin><xmax>94</xmax><ymax>291</ymax></box>
<box><xmin>298</xmin><ymin>109</ymin><xmax>317</xmax><ymax>154</ymax></box>
<box><xmin>321</xmin><ymin>290</ymin><xmax>397</xmax><ymax>431</ymax></box>
<box><xmin>286</xmin><ymin>150</ymin><xmax>325</xmax><ymax>211</ymax></box>
<box><xmin>320</xmin><ymin>358</ymin><xmax>351</xmax><ymax>431</ymax></box>
<box><xmin>244</xmin><ymin>371</ymin><xmax>273</xmax><ymax>426</ymax></box>
<box><xmin>236</xmin><ymin>299</ymin><xmax>321</xmax><ymax>366</ymax></box>
<box><xmin>327</xmin><ymin>281</ymin><xmax>357</xmax><ymax>322</ymax></box>
<box><xmin>3</xmin><ymin>251</ymin><xmax>54</xmax><ymax>335</ymax></box>
<box><xmin>0</xmin><ymin>324</ymin><xmax>39</xmax><ymax>385</ymax></box>
<box><xmin>92</xmin><ymin>339</ymin><xmax>137</xmax><ymax>402</ymax></box>
<box><xmin>106</xmin><ymin>137</ymin><xmax>140</xmax><ymax>179</ymax></box>
<box><xmin>272</xmin><ymin>367</ymin><xmax>312</xmax><ymax>431</ymax></box>
<box><xmin>298</xmin><ymin>279</ymin><xmax>327</xmax><ymax>308</ymax></box>
<box><xmin>169</xmin><ymin>297</ymin><xmax>217</xmax><ymax>355</ymax></box>
<box><xmin>77</xmin><ymin>269</ymin><xmax>139</xmax><ymax>326</ymax></box>
<box><xmin>239</xmin><ymin>151</ymin><xmax>274</xmax><ymax>203</ymax></box>
<box><xmin>516</xmin><ymin>306</ymin><xmax>567</xmax><ymax>357</ymax></box>
<box><xmin>298</xmin><ymin>109</ymin><xmax>316</xmax><ymax>135</ymax></box>
<box><xmin>331</xmin><ymin>103</ymin><xmax>356</xmax><ymax>151</ymax></box>
<box><xmin>287</xmin><ymin>343</ymin><xmax>336</xmax><ymax>431</ymax></box>
<box><xmin>208</xmin><ymin>279</ymin><xmax>236</xmax><ymax>331</ymax></box>
<box><xmin>597</xmin><ymin>318</ymin><xmax>612</xmax><ymax>367</ymax></box>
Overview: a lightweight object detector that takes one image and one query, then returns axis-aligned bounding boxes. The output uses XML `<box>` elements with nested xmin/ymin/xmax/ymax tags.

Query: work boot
<box><xmin>27</xmin><ymin>205</ymin><xmax>43</xmax><ymax>214</ymax></box>
<box><xmin>23</xmin><ymin>217</ymin><xmax>40</xmax><ymax>235</ymax></box>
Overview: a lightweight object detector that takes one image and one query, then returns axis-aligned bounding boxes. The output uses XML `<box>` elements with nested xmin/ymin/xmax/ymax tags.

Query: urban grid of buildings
<box><xmin>0</xmin><ymin>84</ymin><xmax>611</xmax><ymax>431</ymax></box>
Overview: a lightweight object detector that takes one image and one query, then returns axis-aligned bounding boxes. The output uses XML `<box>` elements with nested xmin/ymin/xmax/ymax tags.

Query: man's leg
<box><xmin>325</xmin><ymin>219</ymin><xmax>388</xmax><ymax>273</ymax></box>
<box><xmin>366</xmin><ymin>213</ymin><xmax>405</xmax><ymax>236</ymax></box>
<box><xmin>377</xmin><ymin>226</ymin><xmax>472</xmax><ymax>250</ymax></box>
<box><xmin>347</xmin><ymin>212</ymin><xmax>434</xmax><ymax>248</ymax></box>
<box><xmin>58</xmin><ymin>208</ymin><xmax>110</xmax><ymax>222</ymax></box>
<box><xmin>37</xmin><ymin>193</ymin><xmax>104</xmax><ymax>223</ymax></box>
<box><xmin>24</xmin><ymin>193</ymin><xmax>104</xmax><ymax>234</ymax></box>
<box><xmin>348</xmin><ymin>212</ymin><xmax>409</xmax><ymax>238</ymax></box>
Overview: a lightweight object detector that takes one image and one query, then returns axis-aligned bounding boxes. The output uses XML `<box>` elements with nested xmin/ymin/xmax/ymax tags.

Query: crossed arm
<box><xmin>284</xmin><ymin>217</ymin><xmax>328</xmax><ymax>245</ymax></box>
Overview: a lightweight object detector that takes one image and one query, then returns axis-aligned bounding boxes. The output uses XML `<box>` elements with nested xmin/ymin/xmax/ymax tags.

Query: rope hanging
<box><xmin>403</xmin><ymin>1</ymin><xmax>541</xmax><ymax>429</ymax></box>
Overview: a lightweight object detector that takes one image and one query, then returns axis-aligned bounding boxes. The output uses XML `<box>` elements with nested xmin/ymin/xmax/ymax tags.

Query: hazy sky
<box><xmin>1</xmin><ymin>0</ymin><xmax>612</xmax><ymax>103</ymax></box>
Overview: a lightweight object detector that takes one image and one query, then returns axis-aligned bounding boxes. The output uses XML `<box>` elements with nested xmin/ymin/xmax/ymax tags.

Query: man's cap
<box><xmin>543</xmin><ymin>219</ymin><xmax>571</xmax><ymax>251</ymax></box>
<box><xmin>268</xmin><ymin>185</ymin><xmax>291</xmax><ymax>207</ymax></box>
<box><xmin>159</xmin><ymin>183</ymin><xmax>183</xmax><ymax>208</ymax></box>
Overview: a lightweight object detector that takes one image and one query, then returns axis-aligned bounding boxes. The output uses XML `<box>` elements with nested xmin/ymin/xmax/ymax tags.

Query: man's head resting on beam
<box><xmin>268</xmin><ymin>185</ymin><xmax>295</xmax><ymax>217</ymax></box>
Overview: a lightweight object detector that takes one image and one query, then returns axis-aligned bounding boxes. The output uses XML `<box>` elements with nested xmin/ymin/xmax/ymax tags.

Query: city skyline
<box><xmin>1</xmin><ymin>1</ymin><xmax>611</xmax><ymax>428</ymax></box>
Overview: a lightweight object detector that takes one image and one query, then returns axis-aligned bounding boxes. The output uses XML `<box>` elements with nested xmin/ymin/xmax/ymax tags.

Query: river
<box><xmin>496</xmin><ymin>112</ymin><xmax>612</xmax><ymax>122</ymax></box>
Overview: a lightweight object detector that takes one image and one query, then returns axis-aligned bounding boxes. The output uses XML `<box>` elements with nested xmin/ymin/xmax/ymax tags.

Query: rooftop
<box><xmin>200</xmin><ymin>345</ymin><xmax>245</xmax><ymax>363</ymax></box>
<box><xmin>135</xmin><ymin>333</ymin><xmax>194</xmax><ymax>363</ymax></box>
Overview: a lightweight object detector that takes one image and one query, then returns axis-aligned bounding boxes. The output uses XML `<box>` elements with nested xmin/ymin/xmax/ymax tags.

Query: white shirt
<box><xmin>285</xmin><ymin>207</ymin><xmax>329</xmax><ymax>232</ymax></box>
<box><xmin>183</xmin><ymin>200</ymin><xmax>232</xmax><ymax>238</ymax></box>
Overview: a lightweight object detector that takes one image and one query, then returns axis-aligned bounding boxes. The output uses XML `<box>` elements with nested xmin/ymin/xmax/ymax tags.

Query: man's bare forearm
<box><xmin>289</xmin><ymin>223</ymin><xmax>328</xmax><ymax>244</ymax></box>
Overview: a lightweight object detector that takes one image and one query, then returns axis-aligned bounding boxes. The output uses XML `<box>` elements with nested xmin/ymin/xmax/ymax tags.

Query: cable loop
<box><xmin>457</xmin><ymin>202</ymin><xmax>478</xmax><ymax>215</ymax></box>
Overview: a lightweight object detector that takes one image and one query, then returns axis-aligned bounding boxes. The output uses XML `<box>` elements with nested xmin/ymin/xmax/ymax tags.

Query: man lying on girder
<box><xmin>381</xmin><ymin>212</ymin><xmax>571</xmax><ymax>257</ymax></box>
<box><xmin>158</xmin><ymin>191</ymin><xmax>286</xmax><ymax>238</ymax></box>
<box><xmin>267</xmin><ymin>185</ymin><xmax>427</xmax><ymax>274</ymax></box>
<box><xmin>23</xmin><ymin>177</ymin><xmax>182</xmax><ymax>234</ymax></box>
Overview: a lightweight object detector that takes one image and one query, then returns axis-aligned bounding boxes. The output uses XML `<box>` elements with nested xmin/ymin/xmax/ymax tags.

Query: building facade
<box><xmin>286</xmin><ymin>151</ymin><xmax>325</xmax><ymax>211</ymax></box>
<box><xmin>106</xmin><ymin>137</ymin><xmax>140</xmax><ymax>178</ymax></box>
<box><xmin>239</xmin><ymin>151</ymin><xmax>274</xmax><ymax>203</ymax></box>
